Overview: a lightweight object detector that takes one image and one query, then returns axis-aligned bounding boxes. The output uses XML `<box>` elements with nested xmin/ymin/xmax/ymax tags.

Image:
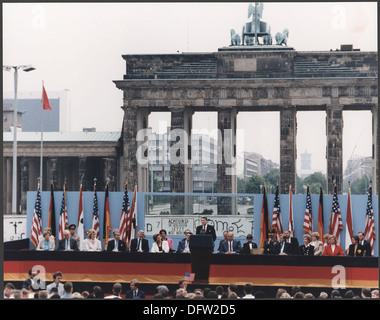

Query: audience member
<box><xmin>293</xmin><ymin>291</ymin><xmax>305</xmax><ymax>299</ymax></box>
<box><xmin>49</xmin><ymin>287</ymin><xmax>61</xmax><ymax>299</ymax></box>
<box><xmin>160</xmin><ymin>229</ymin><xmax>174</xmax><ymax>252</ymax></box>
<box><xmin>216</xmin><ymin>230</ymin><xmax>229</xmax><ymax>254</ymax></box>
<box><xmin>68</xmin><ymin>224</ymin><xmax>81</xmax><ymax>250</ymax></box>
<box><xmin>130</xmin><ymin>230</ymin><xmax>149</xmax><ymax>253</ymax></box>
<box><xmin>242</xmin><ymin>283</ymin><xmax>255</xmax><ymax>299</ymax></box>
<box><xmin>331</xmin><ymin>289</ymin><xmax>342</xmax><ymax>299</ymax></box>
<box><xmin>361</xmin><ymin>287</ymin><xmax>371</xmax><ymax>299</ymax></box>
<box><xmin>310</xmin><ymin>232</ymin><xmax>323</xmax><ymax>256</ymax></box>
<box><xmin>106</xmin><ymin>229</ymin><xmax>127</xmax><ymax>252</ymax></box>
<box><xmin>298</xmin><ymin>234</ymin><xmax>314</xmax><ymax>256</ymax></box>
<box><xmin>206</xmin><ymin>290</ymin><xmax>218</xmax><ymax>299</ymax></box>
<box><xmin>215</xmin><ymin>286</ymin><xmax>227</xmax><ymax>299</ymax></box>
<box><xmin>176</xmin><ymin>288</ymin><xmax>188</xmax><ymax>299</ymax></box>
<box><xmin>241</xmin><ymin>234</ymin><xmax>258</xmax><ymax>254</ymax></box>
<box><xmin>347</xmin><ymin>235</ymin><xmax>364</xmax><ymax>256</ymax></box>
<box><xmin>93</xmin><ymin>286</ymin><xmax>104</xmax><ymax>299</ymax></box>
<box><xmin>151</xmin><ymin>233</ymin><xmax>169</xmax><ymax>253</ymax></box>
<box><xmin>61</xmin><ymin>281</ymin><xmax>73</xmax><ymax>299</ymax></box>
<box><xmin>358</xmin><ymin>232</ymin><xmax>372</xmax><ymax>256</ymax></box>
<box><xmin>322</xmin><ymin>235</ymin><xmax>344</xmax><ymax>256</ymax></box>
<box><xmin>21</xmin><ymin>288</ymin><xmax>31</xmax><ymax>299</ymax></box>
<box><xmin>228</xmin><ymin>292</ymin><xmax>238</xmax><ymax>299</ymax></box>
<box><xmin>176</xmin><ymin>230</ymin><xmax>192</xmax><ymax>254</ymax></box>
<box><xmin>72</xmin><ymin>292</ymin><xmax>84</xmax><ymax>299</ymax></box>
<box><xmin>263</xmin><ymin>230</ymin><xmax>278</xmax><ymax>254</ymax></box>
<box><xmin>343</xmin><ymin>290</ymin><xmax>354</xmax><ymax>299</ymax></box>
<box><xmin>12</xmin><ymin>290</ymin><xmax>22</xmax><ymax>299</ymax></box>
<box><xmin>22</xmin><ymin>269</ymin><xmax>40</xmax><ymax>291</ymax></box>
<box><xmin>371</xmin><ymin>289</ymin><xmax>379</xmax><ymax>298</ymax></box>
<box><xmin>125</xmin><ymin>279</ymin><xmax>145</xmax><ymax>299</ymax></box>
<box><xmin>46</xmin><ymin>271</ymin><xmax>65</xmax><ymax>296</ymax></box>
<box><xmin>105</xmin><ymin>283</ymin><xmax>123</xmax><ymax>299</ymax></box>
<box><xmin>156</xmin><ymin>285</ymin><xmax>170</xmax><ymax>298</ymax></box>
<box><xmin>83</xmin><ymin>229</ymin><xmax>102</xmax><ymax>251</ymax></box>
<box><xmin>37</xmin><ymin>230</ymin><xmax>55</xmax><ymax>251</ymax></box>
<box><xmin>279</xmin><ymin>292</ymin><xmax>291</xmax><ymax>299</ymax></box>
<box><xmin>38</xmin><ymin>290</ymin><xmax>49</xmax><ymax>299</ymax></box>
<box><xmin>273</xmin><ymin>234</ymin><xmax>291</xmax><ymax>255</ymax></box>
<box><xmin>304</xmin><ymin>293</ymin><xmax>315</xmax><ymax>299</ymax></box>
<box><xmin>219</xmin><ymin>232</ymin><xmax>242</xmax><ymax>254</ymax></box>
<box><xmin>275</xmin><ymin>288</ymin><xmax>287</xmax><ymax>299</ymax></box>
<box><xmin>57</xmin><ymin>230</ymin><xmax>79</xmax><ymax>251</ymax></box>
<box><xmin>253</xmin><ymin>291</ymin><xmax>265</xmax><ymax>299</ymax></box>
<box><xmin>318</xmin><ymin>292</ymin><xmax>328</xmax><ymax>299</ymax></box>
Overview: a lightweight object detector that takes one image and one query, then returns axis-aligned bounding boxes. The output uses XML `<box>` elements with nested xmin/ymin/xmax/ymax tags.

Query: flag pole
<box><xmin>40</xmin><ymin>81</ymin><xmax>45</xmax><ymax>191</ymax></box>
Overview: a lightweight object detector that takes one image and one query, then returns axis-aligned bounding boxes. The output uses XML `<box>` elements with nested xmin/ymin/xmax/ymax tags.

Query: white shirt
<box><xmin>331</xmin><ymin>244</ymin><xmax>336</xmax><ymax>253</ymax></box>
<box><xmin>83</xmin><ymin>238</ymin><xmax>102</xmax><ymax>251</ymax></box>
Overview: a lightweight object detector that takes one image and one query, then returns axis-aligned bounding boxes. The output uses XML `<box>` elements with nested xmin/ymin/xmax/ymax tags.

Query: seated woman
<box><xmin>159</xmin><ymin>229</ymin><xmax>174</xmax><ymax>252</ymax></box>
<box><xmin>37</xmin><ymin>230</ymin><xmax>55</xmax><ymax>251</ymax></box>
<box><xmin>347</xmin><ymin>235</ymin><xmax>364</xmax><ymax>257</ymax></box>
<box><xmin>151</xmin><ymin>233</ymin><xmax>169</xmax><ymax>253</ymax></box>
<box><xmin>310</xmin><ymin>232</ymin><xmax>324</xmax><ymax>256</ymax></box>
<box><xmin>322</xmin><ymin>235</ymin><xmax>344</xmax><ymax>256</ymax></box>
<box><xmin>298</xmin><ymin>234</ymin><xmax>314</xmax><ymax>256</ymax></box>
<box><xmin>83</xmin><ymin>229</ymin><xmax>102</xmax><ymax>252</ymax></box>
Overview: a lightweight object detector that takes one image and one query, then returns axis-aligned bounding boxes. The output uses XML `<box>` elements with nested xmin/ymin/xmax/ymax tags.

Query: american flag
<box><xmin>92</xmin><ymin>181</ymin><xmax>100</xmax><ymax>239</ymax></box>
<box><xmin>303</xmin><ymin>185</ymin><xmax>313</xmax><ymax>234</ymax></box>
<box><xmin>364</xmin><ymin>185</ymin><xmax>376</xmax><ymax>255</ymax></box>
<box><xmin>288</xmin><ymin>185</ymin><xmax>295</xmax><ymax>237</ymax></box>
<box><xmin>271</xmin><ymin>185</ymin><xmax>283</xmax><ymax>240</ymax></box>
<box><xmin>58</xmin><ymin>184</ymin><xmax>68</xmax><ymax>240</ymax></box>
<box><xmin>119</xmin><ymin>182</ymin><xmax>130</xmax><ymax>243</ymax></box>
<box><xmin>30</xmin><ymin>184</ymin><xmax>43</xmax><ymax>248</ymax></box>
<box><xmin>184</xmin><ymin>272</ymin><xmax>195</xmax><ymax>283</ymax></box>
<box><xmin>328</xmin><ymin>185</ymin><xmax>343</xmax><ymax>244</ymax></box>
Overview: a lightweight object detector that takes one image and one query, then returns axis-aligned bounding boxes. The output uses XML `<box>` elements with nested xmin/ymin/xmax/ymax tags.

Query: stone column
<box><xmin>169</xmin><ymin>107</ymin><xmax>194</xmax><ymax>214</ymax></box>
<box><xmin>217</xmin><ymin>107</ymin><xmax>238</xmax><ymax>215</ymax></box>
<box><xmin>5</xmin><ymin>158</ymin><xmax>12</xmax><ymax>214</ymax></box>
<box><xmin>326</xmin><ymin>104</ymin><xmax>343</xmax><ymax>194</ymax></box>
<box><xmin>137</xmin><ymin>108</ymin><xmax>150</xmax><ymax>193</ymax></box>
<box><xmin>372</xmin><ymin>105</ymin><xmax>378</xmax><ymax>194</ymax></box>
<box><xmin>20</xmin><ymin>157</ymin><xmax>29</xmax><ymax>215</ymax></box>
<box><xmin>121</xmin><ymin>106</ymin><xmax>139</xmax><ymax>191</ymax></box>
<box><xmin>47</xmin><ymin>158</ymin><xmax>59</xmax><ymax>189</ymax></box>
<box><xmin>104</xmin><ymin>158</ymin><xmax>117</xmax><ymax>191</ymax></box>
<box><xmin>280</xmin><ymin>106</ymin><xmax>297</xmax><ymax>194</ymax></box>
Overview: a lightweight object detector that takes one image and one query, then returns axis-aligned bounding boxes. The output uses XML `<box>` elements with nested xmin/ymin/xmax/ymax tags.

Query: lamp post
<box><xmin>3</xmin><ymin>64</ymin><xmax>36</xmax><ymax>214</ymax></box>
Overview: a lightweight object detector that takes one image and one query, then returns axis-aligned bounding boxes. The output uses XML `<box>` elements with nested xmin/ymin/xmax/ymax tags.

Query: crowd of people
<box><xmin>35</xmin><ymin>215</ymin><xmax>373</xmax><ymax>257</ymax></box>
<box><xmin>3</xmin><ymin>275</ymin><xmax>379</xmax><ymax>300</ymax></box>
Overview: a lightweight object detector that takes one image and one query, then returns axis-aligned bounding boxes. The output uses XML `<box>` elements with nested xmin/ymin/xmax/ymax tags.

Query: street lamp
<box><xmin>3</xmin><ymin>64</ymin><xmax>36</xmax><ymax>214</ymax></box>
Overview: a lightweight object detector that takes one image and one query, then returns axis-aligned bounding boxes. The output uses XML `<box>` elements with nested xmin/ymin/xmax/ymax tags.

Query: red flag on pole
<box><xmin>42</xmin><ymin>85</ymin><xmax>52</xmax><ymax>111</ymax></box>
<box><xmin>345</xmin><ymin>185</ymin><xmax>353</xmax><ymax>253</ymax></box>
<box><xmin>259</xmin><ymin>185</ymin><xmax>269</xmax><ymax>248</ymax></box>
<box><xmin>288</xmin><ymin>185</ymin><xmax>295</xmax><ymax>237</ymax></box>
<box><xmin>317</xmin><ymin>186</ymin><xmax>324</xmax><ymax>238</ymax></box>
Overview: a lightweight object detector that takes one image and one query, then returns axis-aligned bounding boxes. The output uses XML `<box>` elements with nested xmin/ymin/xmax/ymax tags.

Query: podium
<box><xmin>189</xmin><ymin>234</ymin><xmax>213</xmax><ymax>284</ymax></box>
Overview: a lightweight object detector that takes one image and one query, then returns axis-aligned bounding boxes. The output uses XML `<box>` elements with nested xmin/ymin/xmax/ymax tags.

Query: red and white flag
<box><xmin>344</xmin><ymin>186</ymin><xmax>353</xmax><ymax>253</ymax></box>
<box><xmin>92</xmin><ymin>181</ymin><xmax>100</xmax><ymax>239</ymax></box>
<box><xmin>30</xmin><ymin>183</ymin><xmax>43</xmax><ymax>248</ymax></box>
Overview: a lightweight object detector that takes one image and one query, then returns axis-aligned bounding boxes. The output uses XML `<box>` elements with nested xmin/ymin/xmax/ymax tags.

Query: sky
<box><xmin>2</xmin><ymin>2</ymin><xmax>377</xmax><ymax>173</ymax></box>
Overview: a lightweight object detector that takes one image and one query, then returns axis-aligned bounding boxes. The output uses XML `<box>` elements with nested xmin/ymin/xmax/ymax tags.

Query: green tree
<box><xmin>245</xmin><ymin>175</ymin><xmax>266</xmax><ymax>194</ymax></box>
<box><xmin>301</xmin><ymin>172</ymin><xmax>327</xmax><ymax>194</ymax></box>
<box><xmin>237</xmin><ymin>177</ymin><xmax>246</xmax><ymax>193</ymax></box>
<box><xmin>350</xmin><ymin>175</ymin><xmax>372</xmax><ymax>195</ymax></box>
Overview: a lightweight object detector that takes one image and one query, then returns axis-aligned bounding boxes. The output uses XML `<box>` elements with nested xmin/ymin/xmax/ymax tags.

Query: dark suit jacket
<box><xmin>125</xmin><ymin>289</ymin><xmax>145</xmax><ymax>299</ymax></box>
<box><xmin>361</xmin><ymin>239</ymin><xmax>372</xmax><ymax>256</ymax></box>
<box><xmin>22</xmin><ymin>278</ymin><xmax>41</xmax><ymax>291</ymax></box>
<box><xmin>57</xmin><ymin>238</ymin><xmax>78</xmax><ymax>251</ymax></box>
<box><xmin>106</xmin><ymin>239</ymin><xmax>127</xmax><ymax>252</ymax></box>
<box><xmin>348</xmin><ymin>243</ymin><xmax>364</xmax><ymax>257</ymax></box>
<box><xmin>286</xmin><ymin>237</ymin><xmax>299</xmax><ymax>255</ymax></box>
<box><xmin>298</xmin><ymin>244</ymin><xmax>315</xmax><ymax>256</ymax></box>
<box><xmin>242</xmin><ymin>241</ymin><xmax>258</xmax><ymax>255</ymax></box>
<box><xmin>273</xmin><ymin>241</ymin><xmax>291</xmax><ymax>255</ymax></box>
<box><xmin>220</xmin><ymin>240</ymin><xmax>242</xmax><ymax>254</ymax></box>
<box><xmin>196</xmin><ymin>224</ymin><xmax>216</xmax><ymax>242</ymax></box>
<box><xmin>130</xmin><ymin>238</ymin><xmax>149</xmax><ymax>253</ymax></box>
<box><xmin>177</xmin><ymin>238</ymin><xmax>191</xmax><ymax>254</ymax></box>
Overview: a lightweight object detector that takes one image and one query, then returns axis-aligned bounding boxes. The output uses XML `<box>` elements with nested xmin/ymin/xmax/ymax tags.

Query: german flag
<box><xmin>103</xmin><ymin>182</ymin><xmax>112</xmax><ymax>249</ymax></box>
<box><xmin>259</xmin><ymin>185</ymin><xmax>269</xmax><ymax>248</ymax></box>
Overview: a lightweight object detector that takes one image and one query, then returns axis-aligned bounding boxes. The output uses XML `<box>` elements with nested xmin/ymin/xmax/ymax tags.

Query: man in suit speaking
<box><xmin>196</xmin><ymin>216</ymin><xmax>216</xmax><ymax>242</ymax></box>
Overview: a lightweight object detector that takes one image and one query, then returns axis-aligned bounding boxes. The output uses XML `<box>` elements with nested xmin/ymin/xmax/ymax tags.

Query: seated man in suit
<box><xmin>177</xmin><ymin>229</ymin><xmax>192</xmax><ymax>254</ymax></box>
<box><xmin>241</xmin><ymin>234</ymin><xmax>258</xmax><ymax>254</ymax></box>
<box><xmin>106</xmin><ymin>229</ymin><xmax>127</xmax><ymax>252</ymax></box>
<box><xmin>196</xmin><ymin>216</ymin><xmax>216</xmax><ymax>242</ymax></box>
<box><xmin>130</xmin><ymin>230</ymin><xmax>149</xmax><ymax>253</ymax></box>
<box><xmin>273</xmin><ymin>234</ymin><xmax>291</xmax><ymax>255</ymax></box>
<box><xmin>220</xmin><ymin>232</ymin><xmax>242</xmax><ymax>254</ymax></box>
<box><xmin>57</xmin><ymin>230</ymin><xmax>79</xmax><ymax>251</ymax></box>
<box><xmin>125</xmin><ymin>279</ymin><xmax>145</xmax><ymax>299</ymax></box>
<box><xmin>216</xmin><ymin>230</ymin><xmax>228</xmax><ymax>254</ymax></box>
